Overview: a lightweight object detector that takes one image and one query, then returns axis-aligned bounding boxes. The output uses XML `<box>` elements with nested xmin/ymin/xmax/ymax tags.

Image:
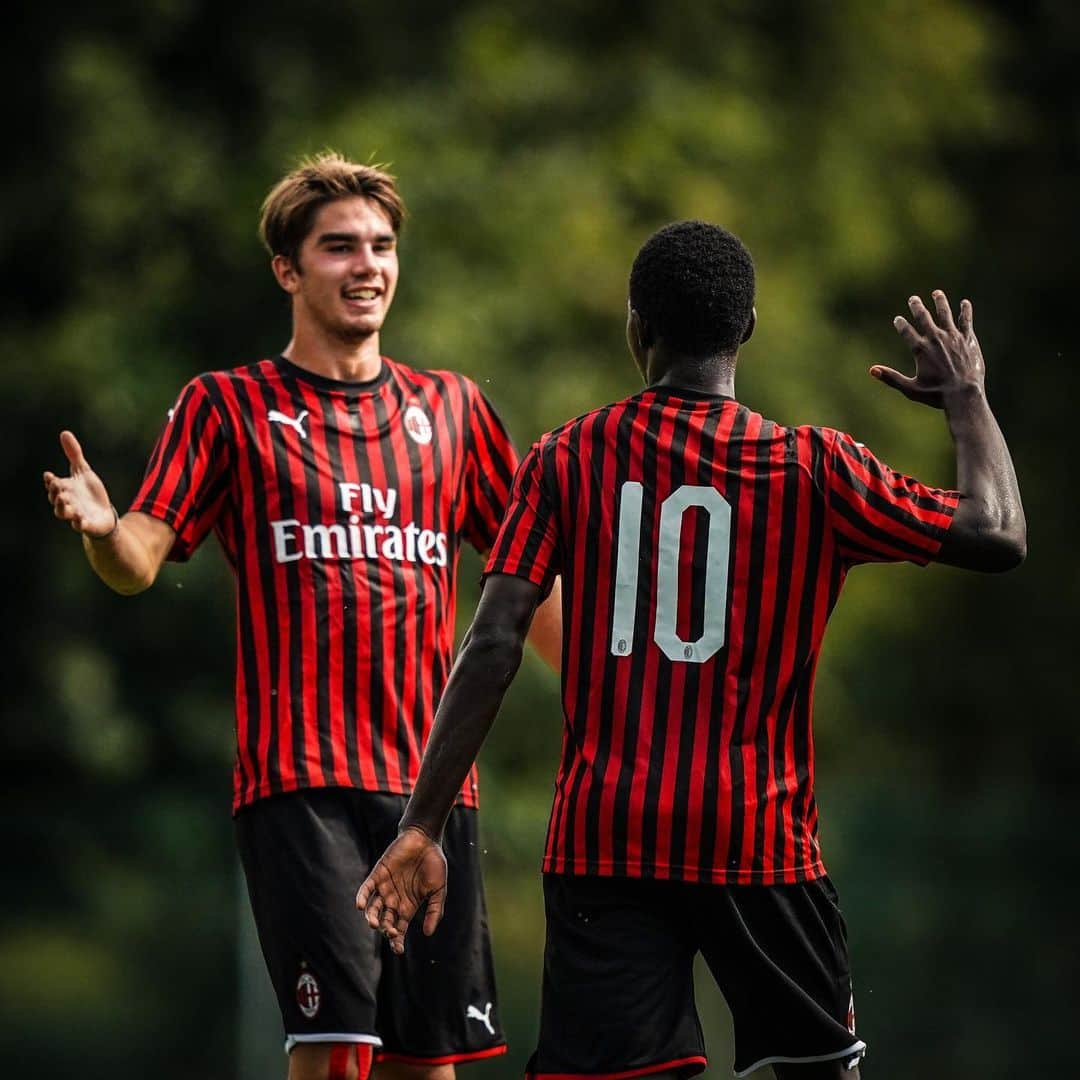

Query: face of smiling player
<box><xmin>274</xmin><ymin>196</ymin><xmax>400</xmax><ymax>346</ymax></box>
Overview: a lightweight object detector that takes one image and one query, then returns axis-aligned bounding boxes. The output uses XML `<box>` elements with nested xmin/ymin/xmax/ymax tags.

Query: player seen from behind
<box><xmin>356</xmin><ymin>222</ymin><xmax>1025</xmax><ymax>1079</ymax></box>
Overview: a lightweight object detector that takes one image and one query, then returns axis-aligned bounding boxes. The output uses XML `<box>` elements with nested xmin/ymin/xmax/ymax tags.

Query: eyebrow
<box><xmin>316</xmin><ymin>231</ymin><xmax>397</xmax><ymax>245</ymax></box>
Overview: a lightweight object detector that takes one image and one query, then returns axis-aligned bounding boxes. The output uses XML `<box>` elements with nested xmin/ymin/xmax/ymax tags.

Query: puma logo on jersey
<box><xmin>466</xmin><ymin>1001</ymin><xmax>495</xmax><ymax>1035</ymax></box>
<box><xmin>268</xmin><ymin>408</ymin><xmax>310</xmax><ymax>439</ymax></box>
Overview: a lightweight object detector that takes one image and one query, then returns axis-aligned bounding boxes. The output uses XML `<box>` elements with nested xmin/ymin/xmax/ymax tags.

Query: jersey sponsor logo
<box><xmin>296</xmin><ymin>971</ymin><xmax>321</xmax><ymax>1019</ymax></box>
<box><xmin>466</xmin><ymin>1001</ymin><xmax>495</xmax><ymax>1035</ymax></box>
<box><xmin>268</xmin><ymin>408</ymin><xmax>310</xmax><ymax>439</ymax></box>
<box><xmin>403</xmin><ymin>404</ymin><xmax>433</xmax><ymax>445</ymax></box>
<box><xmin>270</xmin><ymin>481</ymin><xmax>448</xmax><ymax>567</ymax></box>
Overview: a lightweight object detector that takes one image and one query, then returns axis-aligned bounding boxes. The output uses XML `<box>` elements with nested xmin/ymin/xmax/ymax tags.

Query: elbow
<box><xmin>999</xmin><ymin>531</ymin><xmax>1027</xmax><ymax>571</ymax></box>
<box><xmin>462</xmin><ymin>625</ymin><xmax>526</xmax><ymax>684</ymax></box>
<box><xmin>112</xmin><ymin>580</ymin><xmax>152</xmax><ymax>596</ymax></box>
<box><xmin>976</xmin><ymin>526</ymin><xmax>1027</xmax><ymax>573</ymax></box>
<box><xmin>945</xmin><ymin>504</ymin><xmax>1027</xmax><ymax>573</ymax></box>
<box><xmin>108</xmin><ymin>569</ymin><xmax>158</xmax><ymax>596</ymax></box>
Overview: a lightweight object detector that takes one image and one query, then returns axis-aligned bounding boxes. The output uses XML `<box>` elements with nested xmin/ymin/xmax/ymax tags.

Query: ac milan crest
<box><xmin>296</xmin><ymin>971</ymin><xmax>321</xmax><ymax>1019</ymax></box>
<box><xmin>404</xmin><ymin>404</ymin><xmax>433</xmax><ymax>445</ymax></box>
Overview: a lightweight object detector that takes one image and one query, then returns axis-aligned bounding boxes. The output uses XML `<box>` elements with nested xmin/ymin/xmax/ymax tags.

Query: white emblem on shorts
<box><xmin>296</xmin><ymin>971</ymin><xmax>322</xmax><ymax>1019</ymax></box>
<box><xmin>466</xmin><ymin>1001</ymin><xmax>495</xmax><ymax>1035</ymax></box>
<box><xmin>404</xmin><ymin>404</ymin><xmax>433</xmax><ymax>445</ymax></box>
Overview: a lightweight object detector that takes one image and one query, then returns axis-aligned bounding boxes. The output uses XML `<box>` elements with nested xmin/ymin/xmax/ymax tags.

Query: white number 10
<box><xmin>610</xmin><ymin>482</ymin><xmax>732</xmax><ymax>664</ymax></box>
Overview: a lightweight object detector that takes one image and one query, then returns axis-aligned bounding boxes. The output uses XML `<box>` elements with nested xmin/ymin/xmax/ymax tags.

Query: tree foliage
<box><xmin>4</xmin><ymin>1</ymin><xmax>1075</xmax><ymax>1075</ymax></box>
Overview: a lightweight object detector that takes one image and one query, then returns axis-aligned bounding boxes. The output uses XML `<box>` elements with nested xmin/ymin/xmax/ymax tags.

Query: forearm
<box><xmin>943</xmin><ymin>387</ymin><xmax>1026</xmax><ymax>569</ymax></box>
<box><xmin>401</xmin><ymin>628</ymin><xmax>525</xmax><ymax>839</ymax></box>
<box><xmin>82</xmin><ymin>512</ymin><xmax>168</xmax><ymax>595</ymax></box>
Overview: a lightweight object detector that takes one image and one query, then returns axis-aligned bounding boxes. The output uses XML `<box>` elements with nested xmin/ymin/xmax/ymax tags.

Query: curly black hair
<box><xmin>629</xmin><ymin>221</ymin><xmax>756</xmax><ymax>357</ymax></box>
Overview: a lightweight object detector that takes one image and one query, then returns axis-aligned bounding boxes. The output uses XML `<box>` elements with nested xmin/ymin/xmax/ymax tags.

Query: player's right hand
<box><xmin>356</xmin><ymin>825</ymin><xmax>448</xmax><ymax>954</ymax></box>
<box><xmin>872</xmin><ymin>290</ymin><xmax>985</xmax><ymax>409</ymax></box>
<box><xmin>43</xmin><ymin>431</ymin><xmax>116</xmax><ymax>538</ymax></box>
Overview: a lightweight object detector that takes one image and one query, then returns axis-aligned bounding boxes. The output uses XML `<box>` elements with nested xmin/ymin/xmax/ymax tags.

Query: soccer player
<box><xmin>355</xmin><ymin>222</ymin><xmax>1025</xmax><ymax>1079</ymax></box>
<box><xmin>42</xmin><ymin>153</ymin><xmax>561</xmax><ymax>1080</ymax></box>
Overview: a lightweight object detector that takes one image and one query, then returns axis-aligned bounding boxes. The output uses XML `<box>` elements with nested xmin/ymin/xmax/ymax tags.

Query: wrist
<box><xmin>942</xmin><ymin>382</ymin><xmax>986</xmax><ymax>408</ymax></box>
<box><xmin>86</xmin><ymin>505</ymin><xmax>120</xmax><ymax>542</ymax></box>
<box><xmin>399</xmin><ymin>820</ymin><xmax>441</xmax><ymax>844</ymax></box>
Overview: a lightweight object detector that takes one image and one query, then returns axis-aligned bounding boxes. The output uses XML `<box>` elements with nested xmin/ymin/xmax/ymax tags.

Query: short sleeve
<box><xmin>824</xmin><ymin>428</ymin><xmax>960</xmax><ymax>566</ymax></box>
<box><xmin>129</xmin><ymin>376</ymin><xmax>231</xmax><ymax>561</ymax></box>
<box><xmin>483</xmin><ymin>442</ymin><xmax>560</xmax><ymax>599</ymax></box>
<box><xmin>461</xmin><ymin>384</ymin><xmax>519</xmax><ymax>553</ymax></box>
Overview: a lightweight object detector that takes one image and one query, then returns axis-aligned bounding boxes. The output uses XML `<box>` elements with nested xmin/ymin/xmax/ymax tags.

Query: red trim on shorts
<box><xmin>526</xmin><ymin>1054</ymin><xmax>708</xmax><ymax>1079</ymax></box>
<box><xmin>376</xmin><ymin>1044</ymin><xmax>508</xmax><ymax>1066</ymax></box>
<box><xmin>328</xmin><ymin>1044</ymin><xmax>352</xmax><ymax>1080</ymax></box>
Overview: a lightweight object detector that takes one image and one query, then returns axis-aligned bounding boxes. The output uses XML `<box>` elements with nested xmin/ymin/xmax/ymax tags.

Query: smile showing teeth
<box><xmin>345</xmin><ymin>288</ymin><xmax>378</xmax><ymax>301</ymax></box>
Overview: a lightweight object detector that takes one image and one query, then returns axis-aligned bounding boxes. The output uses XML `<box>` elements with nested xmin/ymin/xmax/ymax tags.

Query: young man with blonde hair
<box><xmin>44</xmin><ymin>153</ymin><xmax>560</xmax><ymax>1080</ymax></box>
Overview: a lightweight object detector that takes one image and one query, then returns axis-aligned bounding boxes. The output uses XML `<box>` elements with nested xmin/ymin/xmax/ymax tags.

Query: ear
<box><xmin>741</xmin><ymin>306</ymin><xmax>756</xmax><ymax>344</ymax></box>
<box><xmin>630</xmin><ymin>309</ymin><xmax>654</xmax><ymax>350</ymax></box>
<box><xmin>271</xmin><ymin>253</ymin><xmax>302</xmax><ymax>295</ymax></box>
<box><xmin>626</xmin><ymin>307</ymin><xmax>648</xmax><ymax>365</ymax></box>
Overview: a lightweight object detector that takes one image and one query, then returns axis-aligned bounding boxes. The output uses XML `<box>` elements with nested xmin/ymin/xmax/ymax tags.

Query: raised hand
<box><xmin>355</xmin><ymin>826</ymin><xmax>448</xmax><ymax>954</ymax></box>
<box><xmin>871</xmin><ymin>291</ymin><xmax>985</xmax><ymax>409</ymax></box>
<box><xmin>43</xmin><ymin>431</ymin><xmax>117</xmax><ymax>538</ymax></box>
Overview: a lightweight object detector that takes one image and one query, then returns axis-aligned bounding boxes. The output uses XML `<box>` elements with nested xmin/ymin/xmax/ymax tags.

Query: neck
<box><xmin>282</xmin><ymin>319</ymin><xmax>383</xmax><ymax>383</ymax></box>
<box><xmin>650</xmin><ymin>354</ymin><xmax>736</xmax><ymax>397</ymax></box>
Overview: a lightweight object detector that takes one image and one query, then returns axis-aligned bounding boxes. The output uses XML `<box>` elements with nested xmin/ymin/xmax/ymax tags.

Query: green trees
<box><xmin>5</xmin><ymin>2</ymin><xmax>1074</xmax><ymax>1074</ymax></box>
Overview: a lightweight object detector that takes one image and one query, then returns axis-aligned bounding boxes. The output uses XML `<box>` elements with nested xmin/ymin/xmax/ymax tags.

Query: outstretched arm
<box><xmin>356</xmin><ymin>573</ymin><xmax>543</xmax><ymax>950</ymax></box>
<box><xmin>871</xmin><ymin>291</ymin><xmax>1026</xmax><ymax>572</ymax></box>
<box><xmin>43</xmin><ymin>430</ymin><xmax>176</xmax><ymax>594</ymax></box>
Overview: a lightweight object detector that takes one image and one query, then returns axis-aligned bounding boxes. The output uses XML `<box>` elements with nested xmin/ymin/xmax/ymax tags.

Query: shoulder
<box><xmin>774</xmin><ymin>420</ymin><xmax>845</xmax><ymax>458</ymax></box>
<box><xmin>385</xmin><ymin>356</ymin><xmax>473</xmax><ymax>397</ymax></box>
<box><xmin>527</xmin><ymin>397</ymin><xmax>638</xmax><ymax>465</ymax></box>
<box><xmin>181</xmin><ymin>358</ymin><xmax>277</xmax><ymax>398</ymax></box>
<box><xmin>170</xmin><ymin>359</ymin><xmax>278</xmax><ymax>434</ymax></box>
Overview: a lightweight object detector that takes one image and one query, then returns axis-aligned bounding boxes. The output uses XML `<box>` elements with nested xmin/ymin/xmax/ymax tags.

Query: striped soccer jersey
<box><xmin>486</xmin><ymin>384</ymin><xmax>959</xmax><ymax>886</ymax></box>
<box><xmin>132</xmin><ymin>355</ymin><xmax>517</xmax><ymax>812</ymax></box>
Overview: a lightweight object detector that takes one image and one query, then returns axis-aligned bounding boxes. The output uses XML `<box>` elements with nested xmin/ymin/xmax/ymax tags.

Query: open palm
<box><xmin>43</xmin><ymin>431</ymin><xmax>115</xmax><ymax>537</ymax></box>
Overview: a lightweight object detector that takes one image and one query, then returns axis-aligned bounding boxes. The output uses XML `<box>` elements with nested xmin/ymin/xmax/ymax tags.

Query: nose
<box><xmin>350</xmin><ymin>244</ymin><xmax>380</xmax><ymax>278</ymax></box>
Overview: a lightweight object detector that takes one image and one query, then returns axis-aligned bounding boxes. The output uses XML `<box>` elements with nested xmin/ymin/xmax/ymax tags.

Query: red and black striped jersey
<box><xmin>131</xmin><ymin>355</ymin><xmax>517</xmax><ymax>813</ymax></box>
<box><xmin>485</xmin><ymin>385</ymin><xmax>959</xmax><ymax>886</ymax></box>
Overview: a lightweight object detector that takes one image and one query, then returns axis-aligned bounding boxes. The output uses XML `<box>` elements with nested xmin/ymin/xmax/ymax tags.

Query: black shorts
<box><xmin>236</xmin><ymin>787</ymin><xmax>506</xmax><ymax>1067</ymax></box>
<box><xmin>527</xmin><ymin>873</ymin><xmax>865</xmax><ymax>1079</ymax></box>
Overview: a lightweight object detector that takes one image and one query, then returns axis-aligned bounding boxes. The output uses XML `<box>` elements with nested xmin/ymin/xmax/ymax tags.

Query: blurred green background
<box><xmin>5</xmin><ymin>1</ymin><xmax>1076</xmax><ymax>1076</ymax></box>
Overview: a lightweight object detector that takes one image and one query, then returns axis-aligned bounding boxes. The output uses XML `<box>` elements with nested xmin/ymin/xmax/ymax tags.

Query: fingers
<box><xmin>870</xmin><ymin>365</ymin><xmax>919</xmax><ymax>398</ymax></box>
<box><xmin>906</xmin><ymin>295</ymin><xmax>935</xmax><ymax>336</ymax></box>
<box><xmin>60</xmin><ymin>430</ymin><xmax>88</xmax><ymax>471</ymax></box>
<box><xmin>422</xmin><ymin>888</ymin><xmax>446</xmax><ymax>937</ymax></box>
<box><xmin>355</xmin><ymin>878</ymin><xmax>376</xmax><ymax>912</ymax></box>
<box><xmin>957</xmin><ymin>297</ymin><xmax>974</xmax><ymax>337</ymax></box>
<box><xmin>930</xmin><ymin>289</ymin><xmax>956</xmax><ymax>332</ymax></box>
<box><xmin>44</xmin><ymin>472</ymin><xmax>80</xmax><ymax>526</ymax></box>
<box><xmin>362</xmin><ymin>891</ymin><xmax>385</xmax><ymax>929</ymax></box>
<box><xmin>892</xmin><ymin>315</ymin><xmax>922</xmax><ymax>352</ymax></box>
<box><xmin>43</xmin><ymin>472</ymin><xmax>62</xmax><ymax>508</ymax></box>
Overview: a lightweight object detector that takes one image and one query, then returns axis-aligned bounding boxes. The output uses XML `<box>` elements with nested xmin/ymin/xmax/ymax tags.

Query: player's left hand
<box><xmin>873</xmin><ymin>290</ymin><xmax>986</xmax><ymax>409</ymax></box>
<box><xmin>355</xmin><ymin>826</ymin><xmax>447</xmax><ymax>954</ymax></box>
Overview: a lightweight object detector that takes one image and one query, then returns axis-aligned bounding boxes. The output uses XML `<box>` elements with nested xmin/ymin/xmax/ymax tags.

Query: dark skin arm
<box><xmin>355</xmin><ymin>573</ymin><xmax>542</xmax><ymax>950</ymax></box>
<box><xmin>872</xmin><ymin>291</ymin><xmax>1026</xmax><ymax>572</ymax></box>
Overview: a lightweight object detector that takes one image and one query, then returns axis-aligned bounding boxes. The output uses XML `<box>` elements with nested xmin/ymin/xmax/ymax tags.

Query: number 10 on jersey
<box><xmin>610</xmin><ymin>482</ymin><xmax>733</xmax><ymax>664</ymax></box>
